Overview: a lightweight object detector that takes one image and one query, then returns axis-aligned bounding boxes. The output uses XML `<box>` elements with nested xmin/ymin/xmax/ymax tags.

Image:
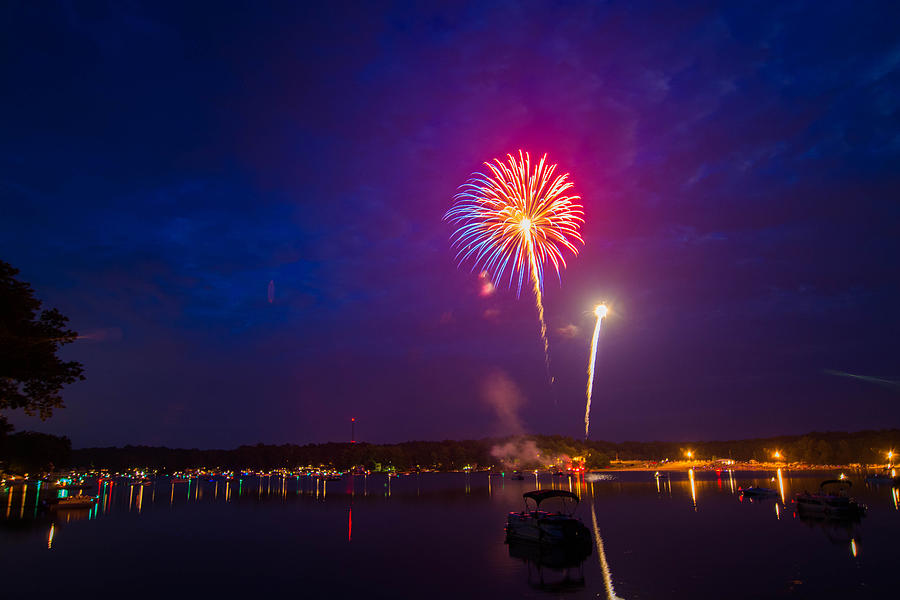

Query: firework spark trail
<box><xmin>444</xmin><ymin>151</ymin><xmax>583</xmax><ymax>379</ymax></box>
<box><xmin>824</xmin><ymin>369</ymin><xmax>900</xmax><ymax>391</ymax></box>
<box><xmin>524</xmin><ymin>229</ymin><xmax>551</xmax><ymax>380</ymax></box>
<box><xmin>584</xmin><ymin>304</ymin><xmax>607</xmax><ymax>439</ymax></box>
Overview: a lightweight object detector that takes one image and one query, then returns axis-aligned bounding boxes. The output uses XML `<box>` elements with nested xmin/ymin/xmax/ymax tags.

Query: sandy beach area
<box><xmin>596</xmin><ymin>460</ymin><xmax>880</xmax><ymax>473</ymax></box>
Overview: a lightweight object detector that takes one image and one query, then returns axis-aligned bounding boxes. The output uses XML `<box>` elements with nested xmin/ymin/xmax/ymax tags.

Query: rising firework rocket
<box><xmin>444</xmin><ymin>151</ymin><xmax>584</xmax><ymax>380</ymax></box>
<box><xmin>584</xmin><ymin>304</ymin><xmax>608</xmax><ymax>439</ymax></box>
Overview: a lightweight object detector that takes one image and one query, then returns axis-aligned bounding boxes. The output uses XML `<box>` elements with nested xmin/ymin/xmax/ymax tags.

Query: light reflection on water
<box><xmin>688</xmin><ymin>467</ymin><xmax>697</xmax><ymax>510</ymax></box>
<box><xmin>590</xmin><ymin>499</ymin><xmax>624</xmax><ymax>600</ymax></box>
<box><xmin>2</xmin><ymin>471</ymin><xmax>899</xmax><ymax>598</ymax></box>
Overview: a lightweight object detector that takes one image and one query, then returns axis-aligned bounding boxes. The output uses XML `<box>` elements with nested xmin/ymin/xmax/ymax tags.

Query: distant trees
<box><xmin>3</xmin><ymin>429</ymin><xmax>883</xmax><ymax>474</ymax></box>
<box><xmin>584</xmin><ymin>451</ymin><xmax>610</xmax><ymax>469</ymax></box>
<box><xmin>605</xmin><ymin>431</ymin><xmax>899</xmax><ymax>466</ymax></box>
<box><xmin>2</xmin><ymin>431</ymin><xmax>72</xmax><ymax>473</ymax></box>
<box><xmin>0</xmin><ymin>260</ymin><xmax>84</xmax><ymax>420</ymax></box>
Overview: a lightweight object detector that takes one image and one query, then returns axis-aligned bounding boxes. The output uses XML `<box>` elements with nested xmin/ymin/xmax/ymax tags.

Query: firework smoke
<box><xmin>483</xmin><ymin>370</ymin><xmax>526</xmax><ymax>435</ymax></box>
<box><xmin>491</xmin><ymin>439</ymin><xmax>542</xmax><ymax>470</ymax></box>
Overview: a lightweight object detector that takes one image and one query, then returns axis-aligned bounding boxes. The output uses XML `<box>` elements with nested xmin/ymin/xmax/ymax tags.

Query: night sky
<box><xmin>2</xmin><ymin>2</ymin><xmax>899</xmax><ymax>448</ymax></box>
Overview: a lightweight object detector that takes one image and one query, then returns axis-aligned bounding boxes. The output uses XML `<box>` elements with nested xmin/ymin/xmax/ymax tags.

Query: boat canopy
<box><xmin>523</xmin><ymin>490</ymin><xmax>580</xmax><ymax>506</ymax></box>
<box><xmin>820</xmin><ymin>479</ymin><xmax>851</xmax><ymax>489</ymax></box>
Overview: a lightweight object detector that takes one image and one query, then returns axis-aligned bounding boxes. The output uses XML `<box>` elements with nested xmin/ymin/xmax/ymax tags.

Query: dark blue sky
<box><xmin>2</xmin><ymin>1</ymin><xmax>898</xmax><ymax>448</ymax></box>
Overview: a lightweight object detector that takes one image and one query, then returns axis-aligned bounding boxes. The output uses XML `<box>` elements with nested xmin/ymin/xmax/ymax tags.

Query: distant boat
<box><xmin>795</xmin><ymin>480</ymin><xmax>867</xmax><ymax>519</ymax></box>
<box><xmin>654</xmin><ymin>471</ymin><xmax>669</xmax><ymax>481</ymax></box>
<box><xmin>740</xmin><ymin>487</ymin><xmax>779</xmax><ymax>499</ymax></box>
<box><xmin>50</xmin><ymin>496</ymin><xmax>97</xmax><ymax>509</ymax></box>
<box><xmin>511</xmin><ymin>471</ymin><xmax>525</xmax><ymax>481</ymax></box>
<box><xmin>864</xmin><ymin>471</ymin><xmax>896</xmax><ymax>485</ymax></box>
<box><xmin>506</xmin><ymin>490</ymin><xmax>591</xmax><ymax>549</ymax></box>
<box><xmin>54</xmin><ymin>481</ymin><xmax>89</xmax><ymax>490</ymax></box>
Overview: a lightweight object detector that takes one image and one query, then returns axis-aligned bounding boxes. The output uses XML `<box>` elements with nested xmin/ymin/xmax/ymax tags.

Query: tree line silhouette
<box><xmin>2</xmin><ymin>429</ymin><xmax>899</xmax><ymax>474</ymax></box>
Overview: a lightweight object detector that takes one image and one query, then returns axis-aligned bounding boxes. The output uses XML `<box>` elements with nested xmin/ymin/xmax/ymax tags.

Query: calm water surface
<box><xmin>2</xmin><ymin>470</ymin><xmax>898</xmax><ymax>598</ymax></box>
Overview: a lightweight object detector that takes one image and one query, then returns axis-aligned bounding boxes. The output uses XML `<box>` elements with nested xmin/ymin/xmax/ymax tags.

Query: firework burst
<box><xmin>445</xmin><ymin>151</ymin><xmax>584</xmax><ymax>376</ymax></box>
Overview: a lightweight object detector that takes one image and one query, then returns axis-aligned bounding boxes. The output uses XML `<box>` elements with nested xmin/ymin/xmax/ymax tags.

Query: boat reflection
<box><xmin>507</xmin><ymin>539</ymin><xmax>591</xmax><ymax>593</ymax></box>
<box><xmin>51</xmin><ymin>506</ymin><xmax>93</xmax><ymax>524</ymax></box>
<box><xmin>654</xmin><ymin>472</ymin><xmax>672</xmax><ymax>496</ymax></box>
<box><xmin>796</xmin><ymin>511</ymin><xmax>864</xmax><ymax>558</ymax></box>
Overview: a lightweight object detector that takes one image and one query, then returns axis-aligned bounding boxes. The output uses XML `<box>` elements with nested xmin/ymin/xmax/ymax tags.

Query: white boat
<box><xmin>506</xmin><ymin>490</ymin><xmax>591</xmax><ymax>549</ymax></box>
<box><xmin>51</xmin><ymin>496</ymin><xmax>98</xmax><ymax>509</ymax></box>
<box><xmin>741</xmin><ymin>486</ymin><xmax>779</xmax><ymax>499</ymax></box>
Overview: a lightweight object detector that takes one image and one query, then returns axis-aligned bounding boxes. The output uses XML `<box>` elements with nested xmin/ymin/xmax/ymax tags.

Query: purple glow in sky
<box><xmin>1</xmin><ymin>1</ymin><xmax>898</xmax><ymax>447</ymax></box>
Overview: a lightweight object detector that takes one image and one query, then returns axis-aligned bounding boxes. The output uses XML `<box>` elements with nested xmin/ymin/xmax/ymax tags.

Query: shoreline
<box><xmin>595</xmin><ymin>460</ymin><xmax>888</xmax><ymax>473</ymax></box>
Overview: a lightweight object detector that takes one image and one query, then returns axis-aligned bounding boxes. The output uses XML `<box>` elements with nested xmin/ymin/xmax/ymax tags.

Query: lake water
<box><xmin>2</xmin><ymin>470</ymin><xmax>898</xmax><ymax>598</ymax></box>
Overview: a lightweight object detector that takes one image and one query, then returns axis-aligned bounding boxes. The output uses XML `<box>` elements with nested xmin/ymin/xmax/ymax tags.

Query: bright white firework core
<box><xmin>595</xmin><ymin>304</ymin><xmax>608</xmax><ymax>318</ymax></box>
